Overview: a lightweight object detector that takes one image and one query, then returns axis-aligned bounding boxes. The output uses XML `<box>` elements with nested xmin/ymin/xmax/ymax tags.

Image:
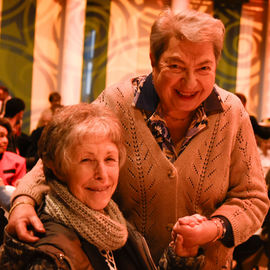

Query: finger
<box><xmin>174</xmin><ymin>234</ymin><xmax>183</xmax><ymax>254</ymax></box>
<box><xmin>178</xmin><ymin>216</ymin><xmax>194</xmax><ymax>225</ymax></box>
<box><xmin>171</xmin><ymin>230</ymin><xmax>176</xmax><ymax>241</ymax></box>
<box><xmin>175</xmin><ymin>234</ymin><xmax>199</xmax><ymax>257</ymax></box>
<box><xmin>16</xmin><ymin>222</ymin><xmax>40</xmax><ymax>242</ymax></box>
<box><xmin>176</xmin><ymin>234</ymin><xmax>184</xmax><ymax>246</ymax></box>
<box><xmin>174</xmin><ymin>234</ymin><xmax>188</xmax><ymax>256</ymax></box>
<box><xmin>192</xmin><ymin>214</ymin><xmax>207</xmax><ymax>223</ymax></box>
<box><xmin>178</xmin><ymin>216</ymin><xmax>199</xmax><ymax>226</ymax></box>
<box><xmin>29</xmin><ymin>216</ymin><xmax>46</xmax><ymax>233</ymax></box>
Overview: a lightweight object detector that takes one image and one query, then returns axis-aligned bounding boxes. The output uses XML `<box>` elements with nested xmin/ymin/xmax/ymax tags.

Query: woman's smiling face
<box><xmin>64</xmin><ymin>136</ymin><xmax>120</xmax><ymax>211</ymax></box>
<box><xmin>151</xmin><ymin>37</ymin><xmax>217</xmax><ymax>119</ymax></box>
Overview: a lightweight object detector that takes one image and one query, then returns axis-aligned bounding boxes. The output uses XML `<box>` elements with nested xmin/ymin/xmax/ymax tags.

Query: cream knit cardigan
<box><xmin>14</xmin><ymin>78</ymin><xmax>269</xmax><ymax>270</ymax></box>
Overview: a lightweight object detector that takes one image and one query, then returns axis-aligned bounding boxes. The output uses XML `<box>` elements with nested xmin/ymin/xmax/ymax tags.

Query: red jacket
<box><xmin>0</xmin><ymin>151</ymin><xmax>26</xmax><ymax>186</ymax></box>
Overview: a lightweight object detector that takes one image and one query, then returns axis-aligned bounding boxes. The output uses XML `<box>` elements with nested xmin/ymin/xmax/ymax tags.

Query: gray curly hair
<box><xmin>38</xmin><ymin>103</ymin><xmax>126</xmax><ymax>180</ymax></box>
<box><xmin>150</xmin><ymin>8</ymin><xmax>225</xmax><ymax>65</ymax></box>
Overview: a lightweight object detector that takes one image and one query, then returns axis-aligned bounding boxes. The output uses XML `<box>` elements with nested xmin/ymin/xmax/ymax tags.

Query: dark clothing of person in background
<box><xmin>250</xmin><ymin>115</ymin><xmax>270</xmax><ymax>140</ymax></box>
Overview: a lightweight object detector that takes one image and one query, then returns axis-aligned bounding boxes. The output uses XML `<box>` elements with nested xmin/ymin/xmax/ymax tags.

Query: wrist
<box><xmin>12</xmin><ymin>195</ymin><xmax>36</xmax><ymax>206</ymax></box>
<box><xmin>210</xmin><ymin>217</ymin><xmax>226</xmax><ymax>242</ymax></box>
<box><xmin>9</xmin><ymin>196</ymin><xmax>36</xmax><ymax>218</ymax></box>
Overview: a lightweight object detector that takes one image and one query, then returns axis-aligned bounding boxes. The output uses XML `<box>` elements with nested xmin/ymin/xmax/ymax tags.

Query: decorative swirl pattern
<box><xmin>236</xmin><ymin>3</ymin><xmax>266</xmax><ymax>117</ymax></box>
<box><xmin>0</xmin><ymin>0</ymin><xmax>36</xmax><ymax>133</ymax></box>
<box><xmin>82</xmin><ymin>0</ymin><xmax>168</xmax><ymax>101</ymax></box>
<box><xmin>0</xmin><ymin>0</ymin><xmax>268</xmax><ymax>130</ymax></box>
<box><xmin>214</xmin><ymin>4</ymin><xmax>242</xmax><ymax>92</ymax></box>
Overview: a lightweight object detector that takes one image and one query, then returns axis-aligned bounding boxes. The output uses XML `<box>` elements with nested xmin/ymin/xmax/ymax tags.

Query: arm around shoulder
<box><xmin>12</xmin><ymin>159</ymin><xmax>49</xmax><ymax>206</ymax></box>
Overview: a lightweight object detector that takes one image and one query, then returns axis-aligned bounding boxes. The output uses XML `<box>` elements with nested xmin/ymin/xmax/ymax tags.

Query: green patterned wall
<box><xmin>0</xmin><ymin>0</ymin><xmax>36</xmax><ymax>133</ymax></box>
<box><xmin>1</xmin><ymin>0</ymin><xmax>268</xmax><ymax>130</ymax></box>
<box><xmin>214</xmin><ymin>1</ymin><xmax>242</xmax><ymax>92</ymax></box>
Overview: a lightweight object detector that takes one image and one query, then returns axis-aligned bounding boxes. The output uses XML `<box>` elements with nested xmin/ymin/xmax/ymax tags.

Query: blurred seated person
<box><xmin>0</xmin><ymin>85</ymin><xmax>11</xmax><ymax>118</ymax></box>
<box><xmin>37</xmin><ymin>92</ymin><xmax>62</xmax><ymax>128</ymax></box>
<box><xmin>4</xmin><ymin>97</ymin><xmax>26</xmax><ymax>154</ymax></box>
<box><xmin>0</xmin><ymin>103</ymin><xmax>204</xmax><ymax>269</ymax></box>
<box><xmin>26</xmin><ymin>103</ymin><xmax>63</xmax><ymax>171</ymax></box>
<box><xmin>24</xmin><ymin>127</ymin><xmax>45</xmax><ymax>171</ymax></box>
<box><xmin>235</xmin><ymin>93</ymin><xmax>270</xmax><ymax>140</ymax></box>
<box><xmin>256</xmin><ymin>136</ymin><xmax>270</xmax><ymax>183</ymax></box>
<box><xmin>0</xmin><ymin>118</ymin><xmax>25</xmax><ymax>245</ymax></box>
<box><xmin>0</xmin><ymin>118</ymin><xmax>26</xmax><ymax>187</ymax></box>
<box><xmin>3</xmin><ymin>97</ymin><xmax>43</xmax><ymax>170</ymax></box>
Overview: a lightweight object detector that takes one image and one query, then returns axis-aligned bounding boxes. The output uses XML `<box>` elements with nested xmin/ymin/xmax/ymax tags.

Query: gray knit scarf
<box><xmin>44</xmin><ymin>180</ymin><xmax>128</xmax><ymax>251</ymax></box>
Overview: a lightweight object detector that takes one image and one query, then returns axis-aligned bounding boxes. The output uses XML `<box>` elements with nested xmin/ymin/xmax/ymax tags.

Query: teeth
<box><xmin>90</xmin><ymin>187</ymin><xmax>108</xmax><ymax>192</ymax></box>
<box><xmin>178</xmin><ymin>91</ymin><xmax>196</xmax><ymax>97</ymax></box>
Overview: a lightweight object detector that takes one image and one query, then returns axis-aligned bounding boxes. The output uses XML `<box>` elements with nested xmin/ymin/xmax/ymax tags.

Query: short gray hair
<box><xmin>150</xmin><ymin>8</ymin><xmax>225</xmax><ymax>65</ymax></box>
<box><xmin>38</xmin><ymin>103</ymin><xmax>126</xmax><ymax>180</ymax></box>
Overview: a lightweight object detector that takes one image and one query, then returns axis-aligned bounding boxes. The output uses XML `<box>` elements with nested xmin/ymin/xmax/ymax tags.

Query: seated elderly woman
<box><xmin>0</xmin><ymin>103</ymin><xmax>204</xmax><ymax>270</ymax></box>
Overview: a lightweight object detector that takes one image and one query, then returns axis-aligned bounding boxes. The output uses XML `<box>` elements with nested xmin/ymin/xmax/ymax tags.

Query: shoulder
<box><xmin>3</xmin><ymin>151</ymin><xmax>26</xmax><ymax>163</ymax></box>
<box><xmin>35</xmin><ymin>212</ymin><xmax>91</xmax><ymax>269</ymax></box>
<box><xmin>214</xmin><ymin>85</ymin><xmax>244</xmax><ymax>111</ymax></box>
<box><xmin>105</xmin><ymin>76</ymin><xmax>135</xmax><ymax>93</ymax></box>
<box><xmin>214</xmin><ymin>85</ymin><xmax>248</xmax><ymax>119</ymax></box>
<box><xmin>96</xmin><ymin>75</ymin><xmax>145</xmax><ymax>105</ymax></box>
<box><xmin>38</xmin><ymin>212</ymin><xmax>81</xmax><ymax>246</ymax></box>
<box><xmin>214</xmin><ymin>85</ymin><xmax>243</xmax><ymax>108</ymax></box>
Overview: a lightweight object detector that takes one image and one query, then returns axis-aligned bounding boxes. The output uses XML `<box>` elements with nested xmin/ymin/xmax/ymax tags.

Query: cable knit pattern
<box><xmin>44</xmin><ymin>180</ymin><xmax>128</xmax><ymax>251</ymax></box>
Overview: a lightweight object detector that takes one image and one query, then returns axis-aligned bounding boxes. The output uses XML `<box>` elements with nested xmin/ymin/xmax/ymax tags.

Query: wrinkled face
<box><xmin>0</xmin><ymin>126</ymin><xmax>8</xmax><ymax>154</ymax></box>
<box><xmin>151</xmin><ymin>37</ymin><xmax>217</xmax><ymax>119</ymax></box>
<box><xmin>63</xmin><ymin>136</ymin><xmax>119</xmax><ymax>211</ymax></box>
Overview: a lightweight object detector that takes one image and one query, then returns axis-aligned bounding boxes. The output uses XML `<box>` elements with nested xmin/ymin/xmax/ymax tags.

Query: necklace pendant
<box><xmin>99</xmin><ymin>249</ymin><xmax>118</xmax><ymax>270</ymax></box>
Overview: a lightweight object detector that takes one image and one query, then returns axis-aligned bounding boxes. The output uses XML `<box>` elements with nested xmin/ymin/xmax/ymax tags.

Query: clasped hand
<box><xmin>171</xmin><ymin>214</ymin><xmax>219</xmax><ymax>257</ymax></box>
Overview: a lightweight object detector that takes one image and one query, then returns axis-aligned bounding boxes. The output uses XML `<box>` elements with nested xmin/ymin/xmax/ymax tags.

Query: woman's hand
<box><xmin>6</xmin><ymin>196</ymin><xmax>45</xmax><ymax>242</ymax></box>
<box><xmin>171</xmin><ymin>214</ymin><xmax>207</xmax><ymax>243</ymax></box>
<box><xmin>172</xmin><ymin>214</ymin><xmax>220</xmax><ymax>248</ymax></box>
<box><xmin>172</xmin><ymin>234</ymin><xmax>199</xmax><ymax>257</ymax></box>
